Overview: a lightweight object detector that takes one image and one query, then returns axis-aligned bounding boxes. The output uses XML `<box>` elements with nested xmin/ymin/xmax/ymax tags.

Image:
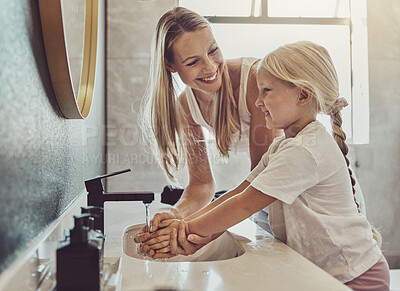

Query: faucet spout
<box><xmin>84</xmin><ymin>169</ymin><xmax>155</xmax><ymax>233</ymax></box>
<box><xmin>89</xmin><ymin>192</ymin><xmax>155</xmax><ymax>208</ymax></box>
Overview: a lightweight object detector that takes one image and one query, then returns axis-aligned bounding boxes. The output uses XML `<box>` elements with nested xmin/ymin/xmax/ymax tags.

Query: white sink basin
<box><xmin>122</xmin><ymin>223</ymin><xmax>245</xmax><ymax>262</ymax></box>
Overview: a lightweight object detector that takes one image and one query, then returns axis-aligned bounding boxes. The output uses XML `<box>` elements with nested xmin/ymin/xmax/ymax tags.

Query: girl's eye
<box><xmin>209</xmin><ymin>47</ymin><xmax>219</xmax><ymax>55</ymax></box>
<box><xmin>263</xmin><ymin>88</ymin><xmax>271</xmax><ymax>94</ymax></box>
<box><xmin>186</xmin><ymin>60</ymin><xmax>199</xmax><ymax>67</ymax></box>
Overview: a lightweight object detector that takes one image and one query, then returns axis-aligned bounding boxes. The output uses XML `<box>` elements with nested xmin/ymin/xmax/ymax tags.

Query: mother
<box><xmin>139</xmin><ymin>7</ymin><xmax>278</xmax><ymax>256</ymax></box>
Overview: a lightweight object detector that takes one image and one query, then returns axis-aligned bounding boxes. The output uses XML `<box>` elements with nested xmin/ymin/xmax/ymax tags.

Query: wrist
<box><xmin>170</xmin><ymin>208</ymin><xmax>182</xmax><ymax>219</ymax></box>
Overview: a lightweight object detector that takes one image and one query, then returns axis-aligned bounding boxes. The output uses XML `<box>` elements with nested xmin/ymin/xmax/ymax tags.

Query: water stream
<box><xmin>144</xmin><ymin>203</ymin><xmax>150</xmax><ymax>233</ymax></box>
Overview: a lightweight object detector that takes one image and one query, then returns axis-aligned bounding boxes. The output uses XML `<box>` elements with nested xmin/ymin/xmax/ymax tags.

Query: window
<box><xmin>179</xmin><ymin>0</ymin><xmax>369</xmax><ymax>144</ymax></box>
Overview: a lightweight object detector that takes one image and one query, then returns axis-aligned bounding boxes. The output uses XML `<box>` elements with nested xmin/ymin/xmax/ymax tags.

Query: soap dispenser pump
<box><xmin>57</xmin><ymin>214</ymin><xmax>101</xmax><ymax>291</ymax></box>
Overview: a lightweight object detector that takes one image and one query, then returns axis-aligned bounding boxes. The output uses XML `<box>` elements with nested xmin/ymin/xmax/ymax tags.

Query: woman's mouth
<box><xmin>261</xmin><ymin>108</ymin><xmax>270</xmax><ymax>117</ymax></box>
<box><xmin>198</xmin><ymin>71</ymin><xmax>218</xmax><ymax>84</ymax></box>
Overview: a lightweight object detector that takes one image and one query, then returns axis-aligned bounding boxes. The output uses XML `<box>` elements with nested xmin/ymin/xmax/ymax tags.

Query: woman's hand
<box><xmin>134</xmin><ymin>210</ymin><xmax>178</xmax><ymax>243</ymax></box>
<box><xmin>152</xmin><ymin>220</ymin><xmax>213</xmax><ymax>259</ymax></box>
<box><xmin>135</xmin><ymin>219</ymin><xmax>181</xmax><ymax>257</ymax></box>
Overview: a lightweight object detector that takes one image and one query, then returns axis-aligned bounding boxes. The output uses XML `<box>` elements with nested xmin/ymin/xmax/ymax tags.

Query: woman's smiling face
<box><xmin>168</xmin><ymin>28</ymin><xmax>224</xmax><ymax>94</ymax></box>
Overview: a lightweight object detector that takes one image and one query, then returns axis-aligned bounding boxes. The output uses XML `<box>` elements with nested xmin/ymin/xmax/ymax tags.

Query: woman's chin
<box><xmin>265</xmin><ymin>119</ymin><xmax>275</xmax><ymax>130</ymax></box>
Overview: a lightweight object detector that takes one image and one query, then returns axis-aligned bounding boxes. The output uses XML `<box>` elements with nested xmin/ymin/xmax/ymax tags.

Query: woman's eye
<box><xmin>209</xmin><ymin>47</ymin><xmax>219</xmax><ymax>55</ymax></box>
<box><xmin>186</xmin><ymin>60</ymin><xmax>199</xmax><ymax>66</ymax></box>
<box><xmin>263</xmin><ymin>88</ymin><xmax>271</xmax><ymax>94</ymax></box>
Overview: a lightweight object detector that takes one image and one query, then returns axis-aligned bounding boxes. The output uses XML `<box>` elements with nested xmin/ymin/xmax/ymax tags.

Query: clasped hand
<box><xmin>134</xmin><ymin>216</ymin><xmax>211</xmax><ymax>259</ymax></box>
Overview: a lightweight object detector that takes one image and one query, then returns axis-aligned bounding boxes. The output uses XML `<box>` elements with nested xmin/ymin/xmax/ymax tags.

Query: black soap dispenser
<box><xmin>80</xmin><ymin>208</ymin><xmax>105</xmax><ymax>275</ymax></box>
<box><xmin>57</xmin><ymin>214</ymin><xmax>100</xmax><ymax>291</ymax></box>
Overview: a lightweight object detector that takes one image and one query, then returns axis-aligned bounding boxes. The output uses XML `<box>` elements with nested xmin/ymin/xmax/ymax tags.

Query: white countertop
<box><xmin>103</xmin><ymin>197</ymin><xmax>351</xmax><ymax>291</ymax></box>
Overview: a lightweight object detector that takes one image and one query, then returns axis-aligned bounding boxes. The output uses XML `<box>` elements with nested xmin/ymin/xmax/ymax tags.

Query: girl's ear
<box><xmin>297</xmin><ymin>87</ymin><xmax>313</xmax><ymax>106</ymax></box>
<box><xmin>165</xmin><ymin>61</ymin><xmax>176</xmax><ymax>73</ymax></box>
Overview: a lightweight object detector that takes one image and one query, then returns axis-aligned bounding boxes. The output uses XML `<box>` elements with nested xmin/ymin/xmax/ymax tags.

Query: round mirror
<box><xmin>39</xmin><ymin>0</ymin><xmax>99</xmax><ymax>119</ymax></box>
<box><xmin>62</xmin><ymin>0</ymin><xmax>85</xmax><ymax>98</ymax></box>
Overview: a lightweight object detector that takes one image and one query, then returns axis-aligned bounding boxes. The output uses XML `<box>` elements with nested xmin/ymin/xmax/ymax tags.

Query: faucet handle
<box><xmin>89</xmin><ymin>168</ymin><xmax>131</xmax><ymax>181</ymax></box>
<box><xmin>84</xmin><ymin>169</ymin><xmax>131</xmax><ymax>194</ymax></box>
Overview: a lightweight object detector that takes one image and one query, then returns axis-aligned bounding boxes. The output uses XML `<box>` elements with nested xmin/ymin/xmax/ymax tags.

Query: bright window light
<box><xmin>179</xmin><ymin>0</ymin><xmax>262</xmax><ymax>17</ymax></box>
<box><xmin>268</xmin><ymin>0</ymin><xmax>350</xmax><ymax>18</ymax></box>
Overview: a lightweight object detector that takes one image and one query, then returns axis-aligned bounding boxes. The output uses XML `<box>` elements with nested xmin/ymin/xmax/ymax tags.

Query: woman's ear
<box><xmin>165</xmin><ymin>61</ymin><xmax>176</xmax><ymax>73</ymax></box>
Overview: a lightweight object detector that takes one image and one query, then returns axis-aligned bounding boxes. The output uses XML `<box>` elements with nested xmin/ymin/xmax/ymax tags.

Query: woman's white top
<box><xmin>246</xmin><ymin>121</ymin><xmax>381</xmax><ymax>283</ymax></box>
<box><xmin>184</xmin><ymin>57</ymin><xmax>258</xmax><ymax>152</ymax></box>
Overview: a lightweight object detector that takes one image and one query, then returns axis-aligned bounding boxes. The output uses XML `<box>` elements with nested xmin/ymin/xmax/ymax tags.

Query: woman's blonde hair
<box><xmin>142</xmin><ymin>7</ymin><xmax>238</xmax><ymax>181</ymax></box>
<box><xmin>260</xmin><ymin>41</ymin><xmax>382</xmax><ymax>247</ymax></box>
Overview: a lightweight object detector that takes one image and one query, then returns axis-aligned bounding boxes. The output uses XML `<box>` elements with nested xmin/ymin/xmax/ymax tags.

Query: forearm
<box><xmin>188</xmin><ymin>194</ymin><xmax>252</xmax><ymax>236</ymax></box>
<box><xmin>172</xmin><ymin>182</ymin><xmax>215</xmax><ymax>218</ymax></box>
<box><xmin>188</xmin><ymin>186</ymin><xmax>276</xmax><ymax>237</ymax></box>
<box><xmin>185</xmin><ymin>180</ymin><xmax>250</xmax><ymax>221</ymax></box>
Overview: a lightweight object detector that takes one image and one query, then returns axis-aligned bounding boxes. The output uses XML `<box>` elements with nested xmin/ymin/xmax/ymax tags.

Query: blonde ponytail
<box><xmin>331</xmin><ymin>111</ymin><xmax>382</xmax><ymax>248</ymax></box>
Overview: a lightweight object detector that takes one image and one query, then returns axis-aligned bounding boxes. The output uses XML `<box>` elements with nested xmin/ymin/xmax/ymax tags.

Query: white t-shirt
<box><xmin>246</xmin><ymin>121</ymin><xmax>381</xmax><ymax>283</ymax></box>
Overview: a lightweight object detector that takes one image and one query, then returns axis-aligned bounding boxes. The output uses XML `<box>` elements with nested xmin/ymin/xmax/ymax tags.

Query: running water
<box><xmin>137</xmin><ymin>203</ymin><xmax>152</xmax><ymax>260</ymax></box>
<box><xmin>144</xmin><ymin>203</ymin><xmax>151</xmax><ymax>233</ymax></box>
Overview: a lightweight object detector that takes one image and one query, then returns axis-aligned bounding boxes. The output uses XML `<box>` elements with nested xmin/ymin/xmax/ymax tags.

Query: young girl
<box><xmin>141</xmin><ymin>7</ymin><xmax>277</xmax><ymax>237</ymax></box>
<box><xmin>142</xmin><ymin>41</ymin><xmax>390</xmax><ymax>290</ymax></box>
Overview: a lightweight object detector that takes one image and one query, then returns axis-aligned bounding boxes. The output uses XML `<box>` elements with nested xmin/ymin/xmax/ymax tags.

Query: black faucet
<box><xmin>84</xmin><ymin>169</ymin><xmax>154</xmax><ymax>232</ymax></box>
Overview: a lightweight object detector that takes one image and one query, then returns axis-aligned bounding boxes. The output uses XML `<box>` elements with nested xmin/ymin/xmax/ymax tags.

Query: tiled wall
<box><xmin>0</xmin><ymin>0</ymin><xmax>105</xmax><ymax>273</ymax></box>
<box><xmin>106</xmin><ymin>0</ymin><xmax>400</xmax><ymax>268</ymax></box>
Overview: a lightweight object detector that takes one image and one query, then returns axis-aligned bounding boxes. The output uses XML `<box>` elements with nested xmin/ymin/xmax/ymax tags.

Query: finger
<box><xmin>187</xmin><ymin>234</ymin><xmax>209</xmax><ymax>244</ymax></box>
<box><xmin>144</xmin><ymin>228</ymin><xmax>172</xmax><ymax>240</ymax></box>
<box><xmin>153</xmin><ymin>251</ymin><xmax>176</xmax><ymax>259</ymax></box>
<box><xmin>145</xmin><ymin>235</ymin><xmax>170</xmax><ymax>246</ymax></box>
<box><xmin>177</xmin><ymin>221</ymin><xmax>190</xmax><ymax>248</ymax></box>
<box><xmin>149</xmin><ymin>213</ymin><xmax>164</xmax><ymax>232</ymax></box>
<box><xmin>147</xmin><ymin>240</ymin><xmax>170</xmax><ymax>251</ymax></box>
<box><xmin>134</xmin><ymin>232</ymin><xmax>150</xmax><ymax>243</ymax></box>
<box><xmin>169</xmin><ymin>228</ymin><xmax>180</xmax><ymax>255</ymax></box>
<box><xmin>141</xmin><ymin>245</ymin><xmax>156</xmax><ymax>257</ymax></box>
<box><xmin>158</xmin><ymin>246</ymin><xmax>170</xmax><ymax>253</ymax></box>
<box><xmin>158</xmin><ymin>219</ymin><xmax>174</xmax><ymax>228</ymax></box>
<box><xmin>150</xmin><ymin>212</ymin><xmax>175</xmax><ymax>232</ymax></box>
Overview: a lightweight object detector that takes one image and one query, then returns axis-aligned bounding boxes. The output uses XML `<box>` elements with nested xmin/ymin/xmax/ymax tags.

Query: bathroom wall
<box><xmin>106</xmin><ymin>0</ymin><xmax>400</xmax><ymax>268</ymax></box>
<box><xmin>0</xmin><ymin>0</ymin><xmax>105</xmax><ymax>273</ymax></box>
<box><xmin>106</xmin><ymin>0</ymin><xmax>179</xmax><ymax>192</ymax></box>
<box><xmin>349</xmin><ymin>0</ymin><xmax>400</xmax><ymax>268</ymax></box>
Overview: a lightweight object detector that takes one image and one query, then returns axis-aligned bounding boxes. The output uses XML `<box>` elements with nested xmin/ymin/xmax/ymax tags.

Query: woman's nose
<box><xmin>202</xmin><ymin>57</ymin><xmax>217</xmax><ymax>73</ymax></box>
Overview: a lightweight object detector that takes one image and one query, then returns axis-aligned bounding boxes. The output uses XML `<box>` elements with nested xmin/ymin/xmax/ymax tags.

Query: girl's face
<box><xmin>167</xmin><ymin>28</ymin><xmax>224</xmax><ymax>94</ymax></box>
<box><xmin>256</xmin><ymin>66</ymin><xmax>304</xmax><ymax>138</ymax></box>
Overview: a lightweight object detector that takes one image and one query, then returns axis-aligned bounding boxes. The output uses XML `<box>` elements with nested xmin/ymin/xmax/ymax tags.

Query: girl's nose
<box><xmin>255</xmin><ymin>94</ymin><xmax>263</xmax><ymax>108</ymax></box>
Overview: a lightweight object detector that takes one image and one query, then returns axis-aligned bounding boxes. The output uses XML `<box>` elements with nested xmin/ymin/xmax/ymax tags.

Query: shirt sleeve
<box><xmin>246</xmin><ymin>155</ymin><xmax>268</xmax><ymax>183</ymax></box>
<box><xmin>249</xmin><ymin>144</ymin><xmax>318</xmax><ymax>205</ymax></box>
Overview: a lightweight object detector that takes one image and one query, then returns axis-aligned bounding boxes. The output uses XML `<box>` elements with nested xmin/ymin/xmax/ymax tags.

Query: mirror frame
<box><xmin>38</xmin><ymin>0</ymin><xmax>99</xmax><ymax>119</ymax></box>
